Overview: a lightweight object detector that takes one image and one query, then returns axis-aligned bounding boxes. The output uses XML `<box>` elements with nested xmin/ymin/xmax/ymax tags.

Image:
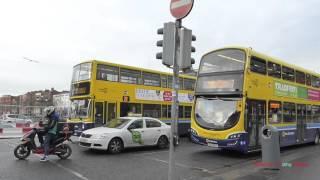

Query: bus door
<box><xmin>94</xmin><ymin>101</ymin><xmax>104</xmax><ymax>127</ymax></box>
<box><xmin>106</xmin><ymin>102</ymin><xmax>117</xmax><ymax>123</ymax></box>
<box><xmin>297</xmin><ymin>104</ymin><xmax>307</xmax><ymax>142</ymax></box>
<box><xmin>246</xmin><ymin>100</ymin><xmax>266</xmax><ymax>149</ymax></box>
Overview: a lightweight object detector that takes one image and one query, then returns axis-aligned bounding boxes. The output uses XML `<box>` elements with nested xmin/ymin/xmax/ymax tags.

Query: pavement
<box><xmin>0</xmin><ymin>137</ymin><xmax>319</xmax><ymax>180</ymax></box>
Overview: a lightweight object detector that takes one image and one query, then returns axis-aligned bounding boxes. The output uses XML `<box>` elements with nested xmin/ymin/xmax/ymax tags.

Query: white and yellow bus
<box><xmin>68</xmin><ymin>60</ymin><xmax>195</xmax><ymax>135</ymax></box>
<box><xmin>191</xmin><ymin>47</ymin><xmax>320</xmax><ymax>153</ymax></box>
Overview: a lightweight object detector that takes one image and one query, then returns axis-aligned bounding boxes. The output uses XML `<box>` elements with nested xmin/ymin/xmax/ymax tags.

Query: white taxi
<box><xmin>79</xmin><ymin>117</ymin><xmax>171</xmax><ymax>153</ymax></box>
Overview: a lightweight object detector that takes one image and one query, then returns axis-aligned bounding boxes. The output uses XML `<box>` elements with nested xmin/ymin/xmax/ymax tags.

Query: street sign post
<box><xmin>170</xmin><ymin>0</ymin><xmax>194</xmax><ymax>20</ymax></box>
<box><xmin>157</xmin><ymin>1</ymin><xmax>194</xmax><ymax>180</ymax></box>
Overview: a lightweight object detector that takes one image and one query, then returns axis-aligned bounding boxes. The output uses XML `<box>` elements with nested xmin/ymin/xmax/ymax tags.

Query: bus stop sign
<box><xmin>170</xmin><ymin>0</ymin><xmax>194</xmax><ymax>20</ymax></box>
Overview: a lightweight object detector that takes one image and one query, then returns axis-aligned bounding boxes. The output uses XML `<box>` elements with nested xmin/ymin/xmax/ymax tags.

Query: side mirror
<box><xmin>127</xmin><ymin>125</ymin><xmax>135</xmax><ymax>131</ymax></box>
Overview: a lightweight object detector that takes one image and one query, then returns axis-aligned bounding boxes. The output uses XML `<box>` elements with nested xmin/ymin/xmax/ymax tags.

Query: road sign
<box><xmin>170</xmin><ymin>0</ymin><xmax>194</xmax><ymax>19</ymax></box>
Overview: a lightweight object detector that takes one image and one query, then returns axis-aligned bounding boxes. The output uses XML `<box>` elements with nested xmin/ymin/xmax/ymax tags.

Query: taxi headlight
<box><xmin>93</xmin><ymin>133</ymin><xmax>110</xmax><ymax>139</ymax></box>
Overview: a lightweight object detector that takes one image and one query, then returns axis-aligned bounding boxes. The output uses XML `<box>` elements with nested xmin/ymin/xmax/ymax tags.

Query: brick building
<box><xmin>0</xmin><ymin>88</ymin><xmax>66</xmax><ymax>117</ymax></box>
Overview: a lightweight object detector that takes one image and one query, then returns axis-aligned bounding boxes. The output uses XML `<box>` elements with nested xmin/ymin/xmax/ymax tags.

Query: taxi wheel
<box><xmin>108</xmin><ymin>138</ymin><xmax>123</xmax><ymax>154</ymax></box>
<box><xmin>157</xmin><ymin>135</ymin><xmax>169</xmax><ymax>149</ymax></box>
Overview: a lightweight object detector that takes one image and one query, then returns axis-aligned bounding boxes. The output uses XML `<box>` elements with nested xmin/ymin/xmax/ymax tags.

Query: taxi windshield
<box><xmin>106</xmin><ymin>118</ymin><xmax>131</xmax><ymax>129</ymax></box>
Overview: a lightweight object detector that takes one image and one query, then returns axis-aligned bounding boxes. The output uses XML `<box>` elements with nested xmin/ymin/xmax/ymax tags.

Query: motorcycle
<box><xmin>14</xmin><ymin>123</ymin><xmax>73</xmax><ymax>160</ymax></box>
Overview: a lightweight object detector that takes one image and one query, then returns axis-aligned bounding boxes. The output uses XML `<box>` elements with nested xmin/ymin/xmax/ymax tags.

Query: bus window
<box><xmin>268</xmin><ymin>101</ymin><xmax>281</xmax><ymax>124</ymax></box>
<box><xmin>161</xmin><ymin>105</ymin><xmax>168</xmax><ymax>118</ymax></box>
<box><xmin>199</xmin><ymin>49</ymin><xmax>245</xmax><ymax>73</ymax></box>
<box><xmin>120</xmin><ymin>68</ymin><xmax>142</xmax><ymax>84</ymax></box>
<box><xmin>282</xmin><ymin>66</ymin><xmax>295</xmax><ymax>82</ymax></box>
<box><xmin>306</xmin><ymin>105</ymin><xmax>312</xmax><ymax>123</ymax></box>
<box><xmin>179</xmin><ymin>78</ymin><xmax>183</xmax><ymax>90</ymax></box>
<box><xmin>120</xmin><ymin>103</ymin><xmax>141</xmax><ymax>117</ymax></box>
<box><xmin>168</xmin><ymin>76</ymin><xmax>173</xmax><ymax>88</ymax></box>
<box><xmin>184</xmin><ymin>79</ymin><xmax>195</xmax><ymax>91</ymax></box>
<box><xmin>312</xmin><ymin>106</ymin><xmax>320</xmax><ymax>123</ymax></box>
<box><xmin>97</xmin><ymin>64</ymin><xmax>119</xmax><ymax>82</ymax></box>
<box><xmin>297</xmin><ymin>104</ymin><xmax>307</xmax><ymax>124</ymax></box>
<box><xmin>179</xmin><ymin>106</ymin><xmax>184</xmax><ymax>118</ymax></box>
<box><xmin>306</xmin><ymin>74</ymin><xmax>312</xmax><ymax>86</ymax></box>
<box><xmin>311</xmin><ymin>76</ymin><xmax>320</xmax><ymax>88</ymax></box>
<box><xmin>161</xmin><ymin>75</ymin><xmax>167</xmax><ymax>88</ymax></box>
<box><xmin>168</xmin><ymin>105</ymin><xmax>172</xmax><ymax>118</ymax></box>
<box><xmin>72</xmin><ymin>63</ymin><xmax>92</xmax><ymax>82</ymax></box>
<box><xmin>250</xmin><ymin>57</ymin><xmax>266</xmax><ymax>75</ymax></box>
<box><xmin>184</xmin><ymin>106</ymin><xmax>192</xmax><ymax>118</ymax></box>
<box><xmin>143</xmin><ymin>104</ymin><xmax>161</xmax><ymax>118</ymax></box>
<box><xmin>142</xmin><ymin>72</ymin><xmax>160</xmax><ymax>87</ymax></box>
<box><xmin>283</xmin><ymin>102</ymin><xmax>296</xmax><ymax>123</ymax></box>
<box><xmin>267</xmin><ymin>62</ymin><xmax>281</xmax><ymax>78</ymax></box>
<box><xmin>295</xmin><ymin>71</ymin><xmax>306</xmax><ymax>85</ymax></box>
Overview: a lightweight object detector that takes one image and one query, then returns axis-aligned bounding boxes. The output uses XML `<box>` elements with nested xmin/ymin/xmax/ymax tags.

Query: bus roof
<box><xmin>202</xmin><ymin>46</ymin><xmax>320</xmax><ymax>77</ymax></box>
<box><xmin>75</xmin><ymin>59</ymin><xmax>196</xmax><ymax>79</ymax></box>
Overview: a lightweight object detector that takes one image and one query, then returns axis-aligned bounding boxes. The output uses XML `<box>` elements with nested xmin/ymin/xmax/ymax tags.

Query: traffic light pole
<box><xmin>168</xmin><ymin>18</ymin><xmax>181</xmax><ymax>180</ymax></box>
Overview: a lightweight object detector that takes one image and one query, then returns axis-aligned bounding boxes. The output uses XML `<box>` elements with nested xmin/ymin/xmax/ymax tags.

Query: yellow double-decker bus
<box><xmin>191</xmin><ymin>47</ymin><xmax>320</xmax><ymax>153</ymax></box>
<box><xmin>68</xmin><ymin>60</ymin><xmax>195</xmax><ymax>136</ymax></box>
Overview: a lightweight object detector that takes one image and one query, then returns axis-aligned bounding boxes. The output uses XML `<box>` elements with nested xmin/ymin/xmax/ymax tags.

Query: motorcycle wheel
<box><xmin>14</xmin><ymin>144</ymin><xmax>31</xmax><ymax>160</ymax></box>
<box><xmin>57</xmin><ymin>144</ymin><xmax>72</xmax><ymax>159</ymax></box>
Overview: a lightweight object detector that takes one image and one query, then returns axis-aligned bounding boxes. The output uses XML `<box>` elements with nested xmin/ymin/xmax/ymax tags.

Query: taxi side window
<box><xmin>146</xmin><ymin>119</ymin><xmax>161</xmax><ymax>128</ymax></box>
<box><xmin>129</xmin><ymin>119</ymin><xmax>143</xmax><ymax>129</ymax></box>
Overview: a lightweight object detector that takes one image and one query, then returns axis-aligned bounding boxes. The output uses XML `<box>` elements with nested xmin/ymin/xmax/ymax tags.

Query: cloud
<box><xmin>0</xmin><ymin>0</ymin><xmax>319</xmax><ymax>95</ymax></box>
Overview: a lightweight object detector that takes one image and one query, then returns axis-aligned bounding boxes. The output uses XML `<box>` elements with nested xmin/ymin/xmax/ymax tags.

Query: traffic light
<box><xmin>156</xmin><ymin>22</ymin><xmax>175</xmax><ymax>67</ymax></box>
<box><xmin>178</xmin><ymin>27</ymin><xmax>196</xmax><ymax>70</ymax></box>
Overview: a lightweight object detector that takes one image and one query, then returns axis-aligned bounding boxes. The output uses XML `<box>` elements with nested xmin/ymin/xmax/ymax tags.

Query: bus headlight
<box><xmin>190</xmin><ymin>128</ymin><xmax>198</xmax><ymax>136</ymax></box>
<box><xmin>228</xmin><ymin>133</ymin><xmax>242</xmax><ymax>139</ymax></box>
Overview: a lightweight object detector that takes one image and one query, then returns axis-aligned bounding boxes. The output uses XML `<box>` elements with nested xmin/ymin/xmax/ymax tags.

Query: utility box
<box><xmin>261</xmin><ymin>125</ymin><xmax>281</xmax><ymax>169</ymax></box>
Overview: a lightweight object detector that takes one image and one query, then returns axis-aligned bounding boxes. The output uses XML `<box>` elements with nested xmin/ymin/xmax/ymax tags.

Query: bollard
<box><xmin>261</xmin><ymin>125</ymin><xmax>281</xmax><ymax>170</ymax></box>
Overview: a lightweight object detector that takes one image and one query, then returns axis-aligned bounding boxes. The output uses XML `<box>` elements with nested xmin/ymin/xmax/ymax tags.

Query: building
<box><xmin>0</xmin><ymin>88</ymin><xmax>67</xmax><ymax>119</ymax></box>
<box><xmin>53</xmin><ymin>92</ymin><xmax>71</xmax><ymax>120</ymax></box>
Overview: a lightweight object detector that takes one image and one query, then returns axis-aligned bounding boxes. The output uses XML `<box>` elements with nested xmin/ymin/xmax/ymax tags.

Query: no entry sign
<box><xmin>170</xmin><ymin>0</ymin><xmax>194</xmax><ymax>20</ymax></box>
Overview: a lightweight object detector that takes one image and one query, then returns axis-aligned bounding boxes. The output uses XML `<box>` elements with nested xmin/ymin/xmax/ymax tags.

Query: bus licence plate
<box><xmin>207</xmin><ymin>143</ymin><xmax>218</xmax><ymax>148</ymax></box>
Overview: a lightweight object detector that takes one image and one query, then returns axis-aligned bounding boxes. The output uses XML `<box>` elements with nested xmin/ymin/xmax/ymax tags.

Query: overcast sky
<box><xmin>0</xmin><ymin>0</ymin><xmax>319</xmax><ymax>96</ymax></box>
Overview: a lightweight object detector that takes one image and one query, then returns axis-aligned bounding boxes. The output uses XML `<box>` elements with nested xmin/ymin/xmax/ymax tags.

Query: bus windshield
<box><xmin>199</xmin><ymin>49</ymin><xmax>245</xmax><ymax>74</ymax></box>
<box><xmin>195</xmin><ymin>97</ymin><xmax>240</xmax><ymax>130</ymax></box>
<box><xmin>72</xmin><ymin>63</ymin><xmax>92</xmax><ymax>82</ymax></box>
<box><xmin>70</xmin><ymin>99</ymin><xmax>91</xmax><ymax>118</ymax></box>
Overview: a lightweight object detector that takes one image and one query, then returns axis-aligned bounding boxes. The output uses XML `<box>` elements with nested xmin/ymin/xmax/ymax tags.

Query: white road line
<box><xmin>4</xmin><ymin>140</ymin><xmax>90</xmax><ymax>180</ymax></box>
<box><xmin>145</xmin><ymin>157</ymin><xmax>216</xmax><ymax>175</ymax></box>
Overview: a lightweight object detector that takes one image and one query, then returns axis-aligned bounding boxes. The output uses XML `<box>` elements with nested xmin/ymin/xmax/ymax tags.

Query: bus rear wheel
<box><xmin>314</xmin><ymin>133</ymin><xmax>320</xmax><ymax>145</ymax></box>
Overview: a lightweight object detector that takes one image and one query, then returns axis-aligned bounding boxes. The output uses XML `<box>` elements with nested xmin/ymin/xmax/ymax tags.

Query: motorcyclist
<box><xmin>40</xmin><ymin>106</ymin><xmax>59</xmax><ymax>162</ymax></box>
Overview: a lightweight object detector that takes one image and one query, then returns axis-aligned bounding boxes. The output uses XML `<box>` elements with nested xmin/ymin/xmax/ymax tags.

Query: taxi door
<box><xmin>123</xmin><ymin>119</ymin><xmax>145</xmax><ymax>147</ymax></box>
<box><xmin>142</xmin><ymin>118</ymin><xmax>162</xmax><ymax>145</ymax></box>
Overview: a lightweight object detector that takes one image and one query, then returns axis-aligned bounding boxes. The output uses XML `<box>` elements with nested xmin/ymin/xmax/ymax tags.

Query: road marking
<box><xmin>145</xmin><ymin>157</ymin><xmax>216</xmax><ymax>175</ymax></box>
<box><xmin>4</xmin><ymin>140</ymin><xmax>90</xmax><ymax>180</ymax></box>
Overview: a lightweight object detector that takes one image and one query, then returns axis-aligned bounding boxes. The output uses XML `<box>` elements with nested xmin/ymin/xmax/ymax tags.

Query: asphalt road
<box><xmin>0</xmin><ymin>138</ymin><xmax>319</xmax><ymax>180</ymax></box>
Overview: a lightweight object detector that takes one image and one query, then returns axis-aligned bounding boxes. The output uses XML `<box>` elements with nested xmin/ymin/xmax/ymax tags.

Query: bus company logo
<box><xmin>281</xmin><ymin>131</ymin><xmax>295</xmax><ymax>137</ymax></box>
<box><xmin>275</xmin><ymin>82</ymin><xmax>297</xmax><ymax>94</ymax></box>
<box><xmin>163</xmin><ymin>91</ymin><xmax>172</xmax><ymax>101</ymax></box>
